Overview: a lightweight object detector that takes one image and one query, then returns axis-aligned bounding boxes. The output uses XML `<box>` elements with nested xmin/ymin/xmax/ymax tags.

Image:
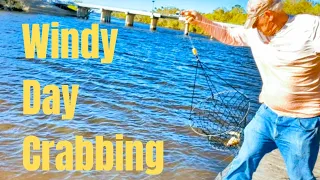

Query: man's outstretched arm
<box><xmin>182</xmin><ymin>10</ymin><xmax>249</xmax><ymax>47</ymax></box>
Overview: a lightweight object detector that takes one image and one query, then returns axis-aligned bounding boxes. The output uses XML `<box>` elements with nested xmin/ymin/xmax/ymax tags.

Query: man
<box><xmin>182</xmin><ymin>0</ymin><xmax>320</xmax><ymax>179</ymax></box>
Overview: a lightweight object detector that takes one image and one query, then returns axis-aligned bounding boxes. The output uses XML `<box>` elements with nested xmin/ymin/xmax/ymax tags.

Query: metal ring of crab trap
<box><xmin>189</xmin><ymin>90</ymin><xmax>251</xmax><ymax>138</ymax></box>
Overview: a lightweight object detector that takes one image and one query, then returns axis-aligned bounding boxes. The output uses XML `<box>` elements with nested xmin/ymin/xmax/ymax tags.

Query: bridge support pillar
<box><xmin>125</xmin><ymin>13</ymin><xmax>135</xmax><ymax>27</ymax></box>
<box><xmin>77</xmin><ymin>7</ymin><xmax>90</xmax><ymax>19</ymax></box>
<box><xmin>184</xmin><ymin>22</ymin><xmax>190</xmax><ymax>35</ymax></box>
<box><xmin>150</xmin><ymin>17</ymin><xmax>159</xmax><ymax>30</ymax></box>
<box><xmin>101</xmin><ymin>9</ymin><xmax>112</xmax><ymax>23</ymax></box>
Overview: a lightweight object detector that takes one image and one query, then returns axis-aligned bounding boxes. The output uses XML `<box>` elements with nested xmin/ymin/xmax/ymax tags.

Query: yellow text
<box><xmin>23</xmin><ymin>80</ymin><xmax>79</xmax><ymax>120</ymax></box>
<box><xmin>23</xmin><ymin>135</ymin><xmax>164</xmax><ymax>175</ymax></box>
<box><xmin>22</xmin><ymin>22</ymin><xmax>118</xmax><ymax>64</ymax></box>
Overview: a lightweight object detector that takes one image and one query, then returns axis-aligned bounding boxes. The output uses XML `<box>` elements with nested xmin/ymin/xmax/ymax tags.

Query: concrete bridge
<box><xmin>75</xmin><ymin>3</ymin><xmax>190</xmax><ymax>35</ymax></box>
<box><xmin>50</xmin><ymin>1</ymin><xmax>240</xmax><ymax>35</ymax></box>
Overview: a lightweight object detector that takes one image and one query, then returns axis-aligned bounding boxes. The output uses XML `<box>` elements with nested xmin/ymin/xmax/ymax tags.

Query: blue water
<box><xmin>0</xmin><ymin>11</ymin><xmax>262</xmax><ymax>179</ymax></box>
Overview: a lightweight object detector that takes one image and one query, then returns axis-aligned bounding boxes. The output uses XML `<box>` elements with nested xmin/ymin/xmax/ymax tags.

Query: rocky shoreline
<box><xmin>0</xmin><ymin>0</ymin><xmax>76</xmax><ymax>16</ymax></box>
<box><xmin>0</xmin><ymin>0</ymin><xmax>25</xmax><ymax>11</ymax></box>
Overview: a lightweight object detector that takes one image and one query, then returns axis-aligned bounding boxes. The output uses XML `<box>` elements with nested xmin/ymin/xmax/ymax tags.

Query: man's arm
<box><xmin>197</xmin><ymin>17</ymin><xmax>249</xmax><ymax>47</ymax></box>
<box><xmin>182</xmin><ymin>10</ymin><xmax>249</xmax><ymax>47</ymax></box>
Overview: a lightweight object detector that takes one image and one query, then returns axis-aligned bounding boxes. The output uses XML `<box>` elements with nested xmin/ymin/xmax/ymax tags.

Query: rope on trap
<box><xmin>187</xmin><ymin>35</ymin><xmax>251</xmax><ymax>154</ymax></box>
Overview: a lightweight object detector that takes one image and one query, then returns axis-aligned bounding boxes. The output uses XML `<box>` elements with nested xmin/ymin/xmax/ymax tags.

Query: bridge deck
<box><xmin>76</xmin><ymin>3</ymin><xmax>162</xmax><ymax>18</ymax></box>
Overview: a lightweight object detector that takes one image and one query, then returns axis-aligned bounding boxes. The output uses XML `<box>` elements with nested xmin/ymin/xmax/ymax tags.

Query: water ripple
<box><xmin>0</xmin><ymin>12</ymin><xmax>261</xmax><ymax>179</ymax></box>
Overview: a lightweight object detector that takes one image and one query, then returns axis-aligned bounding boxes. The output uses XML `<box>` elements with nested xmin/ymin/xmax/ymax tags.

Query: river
<box><xmin>0</xmin><ymin>11</ymin><xmax>262</xmax><ymax>179</ymax></box>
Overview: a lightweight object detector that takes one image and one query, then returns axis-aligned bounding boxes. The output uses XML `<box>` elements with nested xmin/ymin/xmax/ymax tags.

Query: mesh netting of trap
<box><xmin>189</xmin><ymin>60</ymin><xmax>250</xmax><ymax>154</ymax></box>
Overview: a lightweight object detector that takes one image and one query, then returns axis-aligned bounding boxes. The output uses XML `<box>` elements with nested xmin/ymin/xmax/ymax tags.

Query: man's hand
<box><xmin>181</xmin><ymin>10</ymin><xmax>203</xmax><ymax>24</ymax></box>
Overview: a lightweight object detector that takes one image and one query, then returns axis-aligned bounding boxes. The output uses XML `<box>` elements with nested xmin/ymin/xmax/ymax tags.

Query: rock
<box><xmin>0</xmin><ymin>0</ymin><xmax>76</xmax><ymax>16</ymax></box>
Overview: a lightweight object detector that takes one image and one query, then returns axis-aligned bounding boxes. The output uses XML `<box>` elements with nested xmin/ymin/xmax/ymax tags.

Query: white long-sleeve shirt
<box><xmin>198</xmin><ymin>14</ymin><xmax>320</xmax><ymax>118</ymax></box>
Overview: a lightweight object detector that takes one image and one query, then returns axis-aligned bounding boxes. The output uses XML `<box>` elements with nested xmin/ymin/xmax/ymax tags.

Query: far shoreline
<box><xmin>0</xmin><ymin>9</ymin><xmax>214</xmax><ymax>39</ymax></box>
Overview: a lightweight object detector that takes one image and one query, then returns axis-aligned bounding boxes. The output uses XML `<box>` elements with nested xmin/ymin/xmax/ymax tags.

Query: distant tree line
<box><xmin>112</xmin><ymin>0</ymin><xmax>320</xmax><ymax>35</ymax></box>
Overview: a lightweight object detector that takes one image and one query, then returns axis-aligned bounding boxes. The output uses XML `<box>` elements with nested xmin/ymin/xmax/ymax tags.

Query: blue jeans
<box><xmin>225</xmin><ymin>104</ymin><xmax>320</xmax><ymax>180</ymax></box>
